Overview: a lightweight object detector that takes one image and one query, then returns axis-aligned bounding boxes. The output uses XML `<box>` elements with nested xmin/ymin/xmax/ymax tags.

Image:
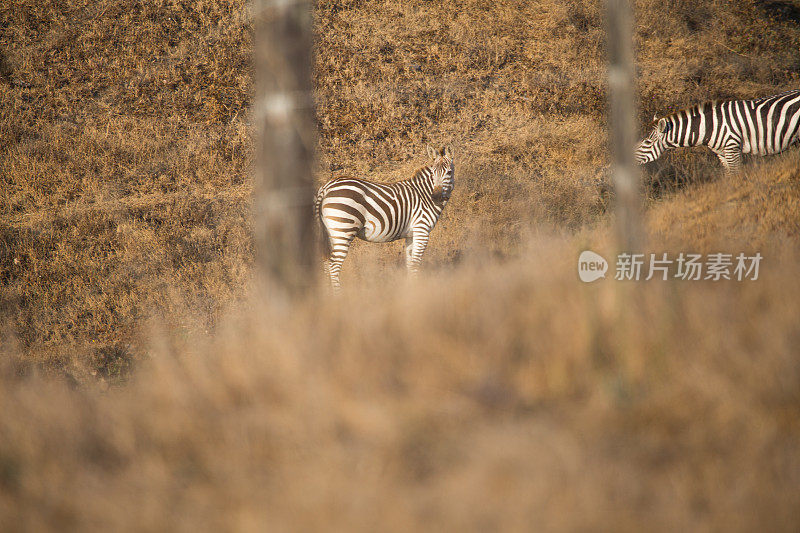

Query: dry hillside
<box><xmin>1</xmin><ymin>0</ymin><xmax>800</xmax><ymax>530</ymax></box>
<box><xmin>2</xmin><ymin>0</ymin><xmax>800</xmax><ymax>367</ymax></box>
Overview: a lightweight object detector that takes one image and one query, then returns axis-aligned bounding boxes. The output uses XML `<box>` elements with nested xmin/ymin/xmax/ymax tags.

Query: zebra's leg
<box><xmin>327</xmin><ymin>230</ymin><xmax>356</xmax><ymax>291</ymax></box>
<box><xmin>405</xmin><ymin>229</ymin><xmax>430</xmax><ymax>276</ymax></box>
<box><xmin>322</xmin><ymin>259</ymin><xmax>332</xmax><ymax>286</ymax></box>
<box><xmin>716</xmin><ymin>147</ymin><xmax>742</xmax><ymax>174</ymax></box>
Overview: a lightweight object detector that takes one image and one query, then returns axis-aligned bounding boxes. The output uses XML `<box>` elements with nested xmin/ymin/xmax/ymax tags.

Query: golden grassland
<box><xmin>2</xmin><ymin>0</ymin><xmax>800</xmax><ymax>367</ymax></box>
<box><xmin>1</xmin><ymin>0</ymin><xmax>800</xmax><ymax>529</ymax></box>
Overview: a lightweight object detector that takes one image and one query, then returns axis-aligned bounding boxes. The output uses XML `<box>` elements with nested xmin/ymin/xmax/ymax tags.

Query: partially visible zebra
<box><xmin>314</xmin><ymin>145</ymin><xmax>455</xmax><ymax>290</ymax></box>
<box><xmin>635</xmin><ymin>89</ymin><xmax>800</xmax><ymax>172</ymax></box>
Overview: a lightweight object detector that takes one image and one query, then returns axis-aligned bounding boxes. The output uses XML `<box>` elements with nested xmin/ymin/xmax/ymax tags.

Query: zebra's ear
<box><xmin>657</xmin><ymin>118</ymin><xmax>668</xmax><ymax>133</ymax></box>
<box><xmin>443</xmin><ymin>145</ymin><xmax>453</xmax><ymax>159</ymax></box>
<box><xmin>426</xmin><ymin>144</ymin><xmax>438</xmax><ymax>160</ymax></box>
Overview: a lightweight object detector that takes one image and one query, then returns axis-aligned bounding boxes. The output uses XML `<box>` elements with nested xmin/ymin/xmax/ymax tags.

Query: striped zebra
<box><xmin>314</xmin><ymin>145</ymin><xmax>455</xmax><ymax>290</ymax></box>
<box><xmin>635</xmin><ymin>89</ymin><xmax>800</xmax><ymax>172</ymax></box>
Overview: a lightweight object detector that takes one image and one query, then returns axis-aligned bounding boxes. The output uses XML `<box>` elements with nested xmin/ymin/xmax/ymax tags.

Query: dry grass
<box><xmin>648</xmin><ymin>151</ymin><xmax>800</xmax><ymax>250</ymax></box>
<box><xmin>2</xmin><ymin>0</ymin><xmax>800</xmax><ymax>529</ymax></box>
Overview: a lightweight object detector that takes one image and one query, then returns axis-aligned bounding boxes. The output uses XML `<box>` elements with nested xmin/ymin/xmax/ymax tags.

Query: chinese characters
<box><xmin>613</xmin><ymin>252</ymin><xmax>761</xmax><ymax>281</ymax></box>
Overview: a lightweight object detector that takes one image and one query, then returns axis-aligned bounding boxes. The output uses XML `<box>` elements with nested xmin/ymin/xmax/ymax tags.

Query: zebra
<box><xmin>314</xmin><ymin>145</ymin><xmax>455</xmax><ymax>290</ymax></box>
<box><xmin>635</xmin><ymin>89</ymin><xmax>800</xmax><ymax>172</ymax></box>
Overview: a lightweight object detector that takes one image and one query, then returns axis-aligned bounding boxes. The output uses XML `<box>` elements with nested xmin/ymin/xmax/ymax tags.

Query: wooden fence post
<box><xmin>253</xmin><ymin>0</ymin><xmax>316</xmax><ymax>296</ymax></box>
<box><xmin>607</xmin><ymin>0</ymin><xmax>642</xmax><ymax>252</ymax></box>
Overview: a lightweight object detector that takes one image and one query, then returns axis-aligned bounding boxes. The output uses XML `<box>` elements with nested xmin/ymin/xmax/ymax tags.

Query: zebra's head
<box><xmin>634</xmin><ymin>117</ymin><xmax>673</xmax><ymax>164</ymax></box>
<box><xmin>426</xmin><ymin>144</ymin><xmax>455</xmax><ymax>203</ymax></box>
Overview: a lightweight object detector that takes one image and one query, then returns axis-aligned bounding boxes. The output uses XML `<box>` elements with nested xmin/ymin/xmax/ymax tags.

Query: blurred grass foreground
<box><xmin>3</xmin><ymin>156</ymin><xmax>800</xmax><ymax>530</ymax></box>
<box><xmin>2</xmin><ymin>0</ymin><xmax>800</xmax><ymax>530</ymax></box>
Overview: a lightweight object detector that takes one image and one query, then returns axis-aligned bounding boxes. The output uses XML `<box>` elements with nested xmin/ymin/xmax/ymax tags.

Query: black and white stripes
<box><xmin>635</xmin><ymin>90</ymin><xmax>800</xmax><ymax>171</ymax></box>
<box><xmin>314</xmin><ymin>145</ymin><xmax>454</xmax><ymax>290</ymax></box>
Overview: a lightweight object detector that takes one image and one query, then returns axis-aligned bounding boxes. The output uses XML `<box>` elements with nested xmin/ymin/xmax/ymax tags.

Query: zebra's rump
<box><xmin>735</xmin><ymin>90</ymin><xmax>800</xmax><ymax>154</ymax></box>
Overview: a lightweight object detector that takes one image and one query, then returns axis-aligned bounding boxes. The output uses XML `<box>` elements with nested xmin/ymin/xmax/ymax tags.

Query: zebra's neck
<box><xmin>404</xmin><ymin>167</ymin><xmax>447</xmax><ymax>212</ymax></box>
<box><xmin>406</xmin><ymin>166</ymin><xmax>436</xmax><ymax>192</ymax></box>
<box><xmin>666</xmin><ymin>103</ymin><xmax>714</xmax><ymax>148</ymax></box>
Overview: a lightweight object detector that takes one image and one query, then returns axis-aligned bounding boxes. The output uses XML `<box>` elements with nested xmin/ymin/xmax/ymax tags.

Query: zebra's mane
<box><xmin>410</xmin><ymin>165</ymin><xmax>433</xmax><ymax>180</ymax></box>
<box><xmin>655</xmin><ymin>102</ymin><xmax>713</xmax><ymax>125</ymax></box>
<box><xmin>409</xmin><ymin>160</ymin><xmax>447</xmax><ymax>181</ymax></box>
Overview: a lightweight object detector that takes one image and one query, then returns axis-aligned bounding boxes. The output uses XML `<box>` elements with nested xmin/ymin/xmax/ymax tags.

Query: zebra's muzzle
<box><xmin>434</xmin><ymin>188</ymin><xmax>452</xmax><ymax>203</ymax></box>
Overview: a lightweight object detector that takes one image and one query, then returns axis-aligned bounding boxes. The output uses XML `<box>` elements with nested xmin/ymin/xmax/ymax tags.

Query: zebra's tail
<box><xmin>313</xmin><ymin>184</ymin><xmax>331</xmax><ymax>258</ymax></box>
